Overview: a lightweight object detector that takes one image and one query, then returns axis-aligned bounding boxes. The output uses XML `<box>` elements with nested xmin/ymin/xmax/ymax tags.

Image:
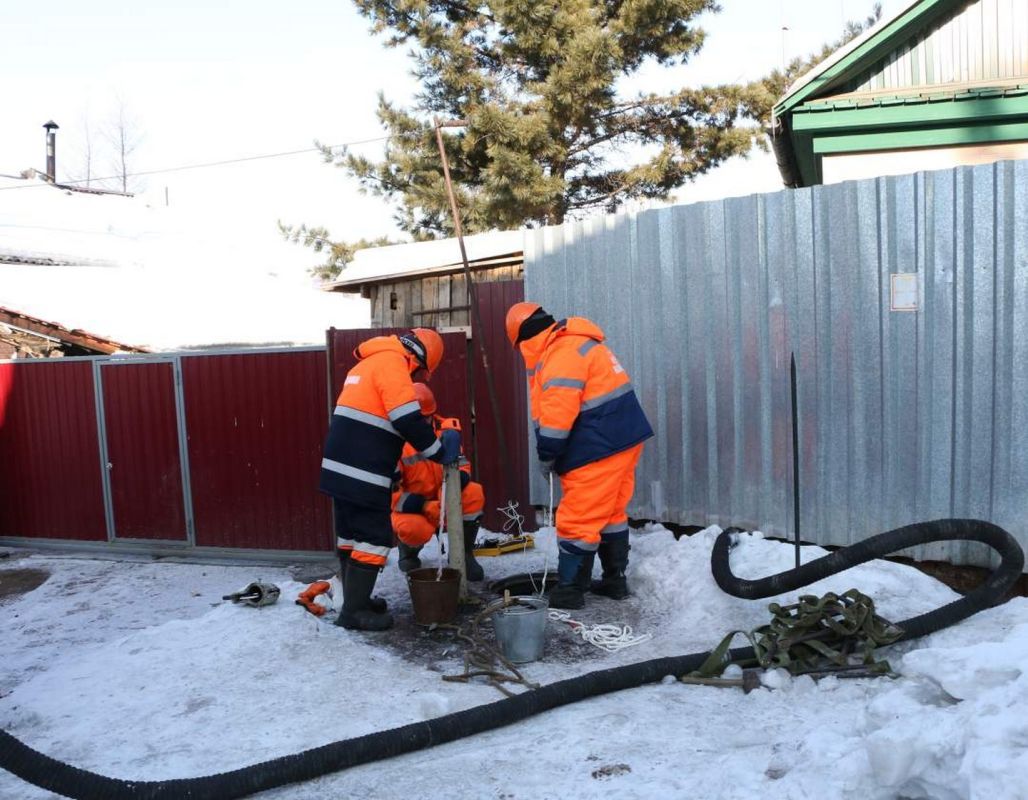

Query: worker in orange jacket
<box><xmin>506</xmin><ymin>303</ymin><xmax>653</xmax><ymax>609</ymax></box>
<box><xmin>319</xmin><ymin>328</ymin><xmax>461</xmax><ymax>631</ymax></box>
<box><xmin>391</xmin><ymin>383</ymin><xmax>486</xmax><ymax>581</ymax></box>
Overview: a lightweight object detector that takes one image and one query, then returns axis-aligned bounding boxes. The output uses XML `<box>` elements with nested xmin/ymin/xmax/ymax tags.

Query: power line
<box><xmin>0</xmin><ymin>135</ymin><xmax>389</xmax><ymax>191</ymax></box>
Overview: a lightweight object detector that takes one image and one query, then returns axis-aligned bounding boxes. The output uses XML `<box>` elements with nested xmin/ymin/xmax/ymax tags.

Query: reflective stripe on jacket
<box><xmin>520</xmin><ymin>317</ymin><xmax>653</xmax><ymax>474</ymax></box>
<box><xmin>319</xmin><ymin>336</ymin><xmax>441</xmax><ymax>507</ymax></box>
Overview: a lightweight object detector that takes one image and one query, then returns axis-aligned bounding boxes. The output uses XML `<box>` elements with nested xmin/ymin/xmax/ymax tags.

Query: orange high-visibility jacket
<box><xmin>392</xmin><ymin>416</ymin><xmax>471</xmax><ymax>514</ymax></box>
<box><xmin>320</xmin><ymin>336</ymin><xmax>443</xmax><ymax>508</ymax></box>
<box><xmin>520</xmin><ymin>317</ymin><xmax>652</xmax><ymax>475</ymax></box>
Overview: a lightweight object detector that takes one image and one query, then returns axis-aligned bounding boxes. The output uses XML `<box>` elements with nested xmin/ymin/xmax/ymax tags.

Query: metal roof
<box><xmin>770</xmin><ymin>0</ymin><xmax>1028</xmax><ymax>187</ymax></box>
<box><xmin>774</xmin><ymin>0</ymin><xmax>960</xmax><ymax>116</ymax></box>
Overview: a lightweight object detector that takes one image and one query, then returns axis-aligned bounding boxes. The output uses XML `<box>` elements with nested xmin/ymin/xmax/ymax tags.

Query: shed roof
<box><xmin>322</xmin><ymin>230</ymin><xmax>524</xmax><ymax>292</ymax></box>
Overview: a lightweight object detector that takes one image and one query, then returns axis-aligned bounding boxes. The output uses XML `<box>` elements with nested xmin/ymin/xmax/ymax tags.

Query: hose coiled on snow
<box><xmin>0</xmin><ymin>519</ymin><xmax>1022</xmax><ymax>800</ymax></box>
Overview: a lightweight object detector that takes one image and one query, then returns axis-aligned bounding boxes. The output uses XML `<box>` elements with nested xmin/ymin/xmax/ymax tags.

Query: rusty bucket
<box><xmin>407</xmin><ymin>567</ymin><xmax>460</xmax><ymax>625</ymax></box>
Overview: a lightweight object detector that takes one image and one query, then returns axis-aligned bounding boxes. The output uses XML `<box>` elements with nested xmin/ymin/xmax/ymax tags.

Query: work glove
<box><xmin>539</xmin><ymin>460</ymin><xmax>555</xmax><ymax>480</ymax></box>
<box><xmin>439</xmin><ymin>428</ymin><xmax>462</xmax><ymax>465</ymax></box>
<box><xmin>423</xmin><ymin>500</ymin><xmax>440</xmax><ymax>527</ymax></box>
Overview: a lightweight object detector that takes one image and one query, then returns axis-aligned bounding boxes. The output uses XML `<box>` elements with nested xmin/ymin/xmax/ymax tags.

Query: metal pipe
<box><xmin>433</xmin><ymin>119</ymin><xmax>517</xmax><ymax>502</ymax></box>
<box><xmin>43</xmin><ymin>121</ymin><xmax>59</xmax><ymax>183</ymax></box>
<box><xmin>791</xmin><ymin>353</ymin><xmax>800</xmax><ymax>569</ymax></box>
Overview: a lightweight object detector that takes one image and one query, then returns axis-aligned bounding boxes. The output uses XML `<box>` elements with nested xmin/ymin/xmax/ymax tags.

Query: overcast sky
<box><xmin>1</xmin><ymin>0</ymin><xmax>908</xmax><ymax>274</ymax></box>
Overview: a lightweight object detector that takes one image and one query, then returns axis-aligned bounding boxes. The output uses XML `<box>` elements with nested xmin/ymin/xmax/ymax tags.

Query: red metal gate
<box><xmin>99</xmin><ymin>360</ymin><xmax>188</xmax><ymax>541</ymax></box>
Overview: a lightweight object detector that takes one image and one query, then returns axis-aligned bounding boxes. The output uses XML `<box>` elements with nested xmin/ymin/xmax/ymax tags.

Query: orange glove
<box><xmin>423</xmin><ymin>500</ymin><xmax>441</xmax><ymax>528</ymax></box>
<box><xmin>295</xmin><ymin>580</ymin><xmax>332</xmax><ymax>617</ymax></box>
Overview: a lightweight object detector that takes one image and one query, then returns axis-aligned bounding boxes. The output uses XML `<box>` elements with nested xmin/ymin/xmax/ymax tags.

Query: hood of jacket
<box><xmin>518</xmin><ymin>317</ymin><xmax>605</xmax><ymax>370</ymax></box>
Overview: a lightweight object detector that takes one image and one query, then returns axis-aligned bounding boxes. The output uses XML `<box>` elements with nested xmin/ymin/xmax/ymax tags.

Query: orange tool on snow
<box><xmin>295</xmin><ymin>580</ymin><xmax>333</xmax><ymax>617</ymax></box>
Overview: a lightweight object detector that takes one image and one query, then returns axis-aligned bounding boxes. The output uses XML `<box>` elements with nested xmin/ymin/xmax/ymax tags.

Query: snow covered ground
<box><xmin>1</xmin><ymin>526</ymin><xmax>1026</xmax><ymax>800</ymax></box>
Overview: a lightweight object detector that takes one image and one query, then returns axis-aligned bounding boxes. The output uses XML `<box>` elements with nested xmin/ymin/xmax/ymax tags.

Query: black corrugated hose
<box><xmin>0</xmin><ymin>519</ymin><xmax>1022</xmax><ymax>800</ymax></box>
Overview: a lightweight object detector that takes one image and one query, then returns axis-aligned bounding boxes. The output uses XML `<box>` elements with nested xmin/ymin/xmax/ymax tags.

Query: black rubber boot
<box><xmin>335</xmin><ymin>560</ymin><xmax>394</xmax><ymax>631</ymax></box>
<box><xmin>576</xmin><ymin>552</ymin><xmax>596</xmax><ymax>592</ymax></box>
<box><xmin>463</xmin><ymin>519</ymin><xmax>484</xmax><ymax>582</ymax></box>
<box><xmin>548</xmin><ymin>551</ymin><xmax>586</xmax><ymax>610</ymax></box>
<box><xmin>397</xmin><ymin>543</ymin><xmax>423</xmax><ymax>573</ymax></box>
<box><xmin>590</xmin><ymin>538</ymin><xmax>630</xmax><ymax>600</ymax></box>
<box><xmin>338</xmin><ymin>550</ymin><xmax>387</xmax><ymax>613</ymax></box>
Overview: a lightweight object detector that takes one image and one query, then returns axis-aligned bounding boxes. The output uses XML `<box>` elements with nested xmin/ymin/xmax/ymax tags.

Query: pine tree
<box><xmin>288</xmin><ymin>2</ymin><xmax>882</xmax><ymax>272</ymax></box>
<box><xmin>331</xmin><ymin>0</ymin><xmax>757</xmax><ymax>237</ymax></box>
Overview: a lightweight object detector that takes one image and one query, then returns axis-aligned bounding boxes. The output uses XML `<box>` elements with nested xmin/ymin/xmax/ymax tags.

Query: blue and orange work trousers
<box><xmin>555</xmin><ymin>443</ymin><xmax>643</xmax><ymax>555</ymax></box>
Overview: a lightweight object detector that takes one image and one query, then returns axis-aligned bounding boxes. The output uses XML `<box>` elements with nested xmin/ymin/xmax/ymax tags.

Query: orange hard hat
<box><xmin>413</xmin><ymin>382</ymin><xmax>437</xmax><ymax>416</ymax></box>
<box><xmin>401</xmin><ymin>328</ymin><xmax>444</xmax><ymax>375</ymax></box>
<box><xmin>505</xmin><ymin>302</ymin><xmax>542</xmax><ymax>346</ymax></box>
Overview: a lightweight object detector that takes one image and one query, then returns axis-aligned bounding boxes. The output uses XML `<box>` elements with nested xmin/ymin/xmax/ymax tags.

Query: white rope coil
<box><xmin>547</xmin><ymin>610</ymin><xmax>653</xmax><ymax>653</ymax></box>
<box><xmin>496</xmin><ymin>500</ymin><xmax>526</xmax><ymax>535</ymax></box>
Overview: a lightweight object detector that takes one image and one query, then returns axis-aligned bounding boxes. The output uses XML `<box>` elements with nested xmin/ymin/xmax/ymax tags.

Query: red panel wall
<box><xmin>101</xmin><ymin>362</ymin><xmax>187</xmax><ymax>540</ymax></box>
<box><xmin>472</xmin><ymin>282</ymin><xmax>536</xmax><ymax>532</ymax></box>
<box><xmin>0</xmin><ymin>361</ymin><xmax>107</xmax><ymax>540</ymax></box>
<box><xmin>182</xmin><ymin>350</ymin><xmax>331</xmax><ymax>551</ymax></box>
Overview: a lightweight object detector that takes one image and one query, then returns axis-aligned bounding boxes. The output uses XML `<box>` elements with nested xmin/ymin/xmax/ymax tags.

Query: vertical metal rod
<box><xmin>434</xmin><ymin>120</ymin><xmax>517</xmax><ymax>502</ymax></box>
<box><xmin>791</xmin><ymin>352</ymin><xmax>801</xmax><ymax>569</ymax></box>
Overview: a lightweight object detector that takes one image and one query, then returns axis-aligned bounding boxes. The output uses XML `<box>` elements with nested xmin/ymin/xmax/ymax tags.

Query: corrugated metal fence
<box><xmin>525</xmin><ymin>160</ymin><xmax>1028</xmax><ymax>568</ymax></box>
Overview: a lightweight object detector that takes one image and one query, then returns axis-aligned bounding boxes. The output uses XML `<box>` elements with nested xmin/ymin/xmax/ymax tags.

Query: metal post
<box><xmin>443</xmin><ymin>463</ymin><xmax>468</xmax><ymax>600</ymax></box>
<box><xmin>791</xmin><ymin>353</ymin><xmax>801</xmax><ymax>569</ymax></box>
<box><xmin>434</xmin><ymin>120</ymin><xmax>518</xmax><ymax>503</ymax></box>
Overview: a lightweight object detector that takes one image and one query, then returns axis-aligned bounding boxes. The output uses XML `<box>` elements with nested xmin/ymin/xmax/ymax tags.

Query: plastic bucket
<box><xmin>407</xmin><ymin>567</ymin><xmax>461</xmax><ymax>625</ymax></box>
<box><xmin>493</xmin><ymin>596</ymin><xmax>549</xmax><ymax>664</ymax></box>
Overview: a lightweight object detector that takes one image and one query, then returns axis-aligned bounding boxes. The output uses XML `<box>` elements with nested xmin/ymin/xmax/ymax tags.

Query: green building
<box><xmin>771</xmin><ymin>0</ymin><xmax>1028</xmax><ymax>187</ymax></box>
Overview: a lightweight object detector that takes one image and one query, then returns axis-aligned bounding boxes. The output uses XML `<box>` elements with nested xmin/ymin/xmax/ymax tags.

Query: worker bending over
<box><xmin>391</xmin><ymin>382</ymin><xmax>486</xmax><ymax>581</ymax></box>
<box><xmin>506</xmin><ymin>303</ymin><xmax>653</xmax><ymax>609</ymax></box>
<box><xmin>319</xmin><ymin>328</ymin><xmax>460</xmax><ymax>631</ymax></box>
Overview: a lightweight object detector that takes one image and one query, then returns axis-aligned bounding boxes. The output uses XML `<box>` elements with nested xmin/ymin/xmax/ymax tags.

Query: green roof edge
<box><xmin>773</xmin><ymin>0</ymin><xmax>962</xmax><ymax>117</ymax></box>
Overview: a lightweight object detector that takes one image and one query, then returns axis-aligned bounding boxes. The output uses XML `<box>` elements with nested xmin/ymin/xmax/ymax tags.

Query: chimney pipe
<box><xmin>43</xmin><ymin>120</ymin><xmax>59</xmax><ymax>183</ymax></box>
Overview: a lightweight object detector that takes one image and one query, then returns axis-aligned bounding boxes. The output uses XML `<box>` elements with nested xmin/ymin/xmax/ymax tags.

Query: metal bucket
<box><xmin>493</xmin><ymin>596</ymin><xmax>549</xmax><ymax>664</ymax></box>
<box><xmin>407</xmin><ymin>567</ymin><xmax>460</xmax><ymax>625</ymax></box>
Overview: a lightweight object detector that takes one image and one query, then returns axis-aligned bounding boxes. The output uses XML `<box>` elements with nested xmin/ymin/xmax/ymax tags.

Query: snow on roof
<box><xmin>0</xmin><ymin>175</ymin><xmax>368</xmax><ymax>350</ymax></box>
<box><xmin>326</xmin><ymin>229</ymin><xmax>524</xmax><ymax>289</ymax></box>
<box><xmin>0</xmin><ymin>305</ymin><xmax>149</xmax><ymax>354</ymax></box>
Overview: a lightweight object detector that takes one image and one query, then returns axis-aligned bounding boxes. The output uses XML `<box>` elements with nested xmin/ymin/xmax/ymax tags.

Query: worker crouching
<box><xmin>391</xmin><ymin>382</ymin><xmax>485</xmax><ymax>581</ymax></box>
<box><xmin>506</xmin><ymin>303</ymin><xmax>653</xmax><ymax>609</ymax></box>
<box><xmin>319</xmin><ymin>328</ymin><xmax>461</xmax><ymax>631</ymax></box>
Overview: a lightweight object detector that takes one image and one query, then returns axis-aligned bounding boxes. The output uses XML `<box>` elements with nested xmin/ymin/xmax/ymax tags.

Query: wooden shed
<box><xmin>321</xmin><ymin>230</ymin><xmax>524</xmax><ymax>328</ymax></box>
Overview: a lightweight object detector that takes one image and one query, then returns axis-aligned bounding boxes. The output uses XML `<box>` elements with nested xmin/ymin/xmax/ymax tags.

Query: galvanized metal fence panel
<box><xmin>524</xmin><ymin>160</ymin><xmax>1028</xmax><ymax>568</ymax></box>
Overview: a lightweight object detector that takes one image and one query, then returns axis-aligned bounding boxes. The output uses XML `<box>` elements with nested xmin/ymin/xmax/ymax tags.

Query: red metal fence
<box><xmin>473</xmin><ymin>282</ymin><xmax>535</xmax><ymax>532</ymax></box>
<box><xmin>0</xmin><ymin>295</ymin><xmax>533</xmax><ymax>552</ymax></box>
<box><xmin>182</xmin><ymin>350</ymin><xmax>331</xmax><ymax>551</ymax></box>
<box><xmin>0</xmin><ymin>360</ymin><xmax>107</xmax><ymax>541</ymax></box>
